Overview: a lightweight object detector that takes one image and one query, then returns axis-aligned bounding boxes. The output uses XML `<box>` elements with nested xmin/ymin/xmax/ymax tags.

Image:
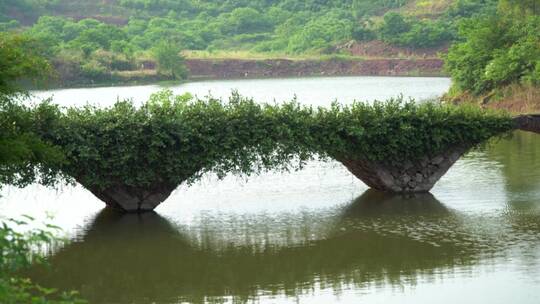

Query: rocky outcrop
<box><xmin>85</xmin><ymin>183</ymin><xmax>177</xmax><ymax>212</ymax></box>
<box><xmin>337</xmin><ymin>146</ymin><xmax>468</xmax><ymax>193</ymax></box>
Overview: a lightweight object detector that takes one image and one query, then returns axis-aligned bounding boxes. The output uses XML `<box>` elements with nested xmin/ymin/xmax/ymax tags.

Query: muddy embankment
<box><xmin>47</xmin><ymin>57</ymin><xmax>445</xmax><ymax>88</ymax></box>
<box><xmin>185</xmin><ymin>58</ymin><xmax>445</xmax><ymax>80</ymax></box>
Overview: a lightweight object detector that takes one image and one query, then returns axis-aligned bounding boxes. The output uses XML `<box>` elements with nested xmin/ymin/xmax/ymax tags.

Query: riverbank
<box><xmin>47</xmin><ymin>57</ymin><xmax>445</xmax><ymax>88</ymax></box>
<box><xmin>186</xmin><ymin>58</ymin><xmax>444</xmax><ymax>79</ymax></box>
<box><xmin>445</xmin><ymin>85</ymin><xmax>540</xmax><ymax>115</ymax></box>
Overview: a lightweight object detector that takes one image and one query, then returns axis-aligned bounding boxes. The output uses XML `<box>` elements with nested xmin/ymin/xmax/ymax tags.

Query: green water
<box><xmin>2</xmin><ymin>77</ymin><xmax>540</xmax><ymax>303</ymax></box>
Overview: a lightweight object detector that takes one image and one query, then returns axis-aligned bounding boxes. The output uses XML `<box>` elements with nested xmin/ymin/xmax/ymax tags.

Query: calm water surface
<box><xmin>2</xmin><ymin>76</ymin><xmax>540</xmax><ymax>304</ymax></box>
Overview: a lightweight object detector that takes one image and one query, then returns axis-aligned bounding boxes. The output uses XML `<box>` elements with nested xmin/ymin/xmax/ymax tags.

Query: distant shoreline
<box><xmin>41</xmin><ymin>57</ymin><xmax>446</xmax><ymax>90</ymax></box>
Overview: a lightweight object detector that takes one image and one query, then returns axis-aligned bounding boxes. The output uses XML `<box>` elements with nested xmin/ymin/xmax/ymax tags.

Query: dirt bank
<box><xmin>186</xmin><ymin>58</ymin><xmax>445</xmax><ymax>80</ymax></box>
<box><xmin>343</xmin><ymin>41</ymin><xmax>448</xmax><ymax>59</ymax></box>
<box><xmin>47</xmin><ymin>57</ymin><xmax>445</xmax><ymax>88</ymax></box>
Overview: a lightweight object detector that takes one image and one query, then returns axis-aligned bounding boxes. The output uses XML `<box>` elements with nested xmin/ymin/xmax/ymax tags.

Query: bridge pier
<box><xmin>514</xmin><ymin>114</ymin><xmax>540</xmax><ymax>134</ymax></box>
<box><xmin>85</xmin><ymin>183</ymin><xmax>176</xmax><ymax>212</ymax></box>
<box><xmin>337</xmin><ymin>146</ymin><xmax>468</xmax><ymax>193</ymax></box>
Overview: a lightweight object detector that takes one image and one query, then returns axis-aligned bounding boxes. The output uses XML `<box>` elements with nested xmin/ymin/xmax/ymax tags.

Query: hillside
<box><xmin>1</xmin><ymin>0</ymin><xmax>497</xmax><ymax>55</ymax></box>
<box><xmin>0</xmin><ymin>0</ymin><xmax>499</xmax><ymax>86</ymax></box>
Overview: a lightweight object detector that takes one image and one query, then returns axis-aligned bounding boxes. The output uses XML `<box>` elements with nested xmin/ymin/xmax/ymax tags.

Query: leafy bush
<box><xmin>0</xmin><ymin>218</ymin><xmax>86</xmax><ymax>303</ymax></box>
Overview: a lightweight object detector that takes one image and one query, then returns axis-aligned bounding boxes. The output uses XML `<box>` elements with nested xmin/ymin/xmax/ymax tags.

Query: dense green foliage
<box><xmin>0</xmin><ymin>32</ymin><xmax>64</xmax><ymax>188</ymax></box>
<box><xmin>0</xmin><ymin>100</ymin><xmax>64</xmax><ymax>188</ymax></box>
<box><xmin>0</xmin><ymin>218</ymin><xmax>86</xmax><ymax>303</ymax></box>
<box><xmin>445</xmin><ymin>3</ymin><xmax>540</xmax><ymax>95</ymax></box>
<box><xmin>31</xmin><ymin>91</ymin><xmax>513</xmax><ymax>191</ymax></box>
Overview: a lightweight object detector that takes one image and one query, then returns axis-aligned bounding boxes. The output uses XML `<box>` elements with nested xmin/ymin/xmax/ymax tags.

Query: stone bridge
<box><xmin>336</xmin><ymin>115</ymin><xmax>540</xmax><ymax>195</ymax></box>
<box><xmin>88</xmin><ymin>115</ymin><xmax>540</xmax><ymax>213</ymax></box>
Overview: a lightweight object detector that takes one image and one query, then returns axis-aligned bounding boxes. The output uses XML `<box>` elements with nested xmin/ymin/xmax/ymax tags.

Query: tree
<box><xmin>152</xmin><ymin>41</ymin><xmax>188</xmax><ymax>80</ymax></box>
<box><xmin>0</xmin><ymin>32</ymin><xmax>64</xmax><ymax>188</ymax></box>
<box><xmin>0</xmin><ymin>32</ymin><xmax>51</xmax><ymax>95</ymax></box>
<box><xmin>379</xmin><ymin>12</ymin><xmax>410</xmax><ymax>43</ymax></box>
<box><xmin>444</xmin><ymin>13</ymin><xmax>540</xmax><ymax>95</ymax></box>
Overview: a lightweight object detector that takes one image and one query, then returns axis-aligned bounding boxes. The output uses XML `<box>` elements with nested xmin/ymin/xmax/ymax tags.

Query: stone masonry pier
<box><xmin>337</xmin><ymin>146</ymin><xmax>468</xmax><ymax>193</ymax></box>
<box><xmin>85</xmin><ymin>183</ymin><xmax>177</xmax><ymax>212</ymax></box>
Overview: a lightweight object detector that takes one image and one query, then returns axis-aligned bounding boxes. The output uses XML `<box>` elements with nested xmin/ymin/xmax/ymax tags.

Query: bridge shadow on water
<box><xmin>26</xmin><ymin>191</ymin><xmax>483</xmax><ymax>304</ymax></box>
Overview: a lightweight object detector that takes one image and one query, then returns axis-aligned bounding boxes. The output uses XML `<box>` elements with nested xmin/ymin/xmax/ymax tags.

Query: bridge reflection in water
<box><xmin>25</xmin><ymin>191</ymin><xmax>490</xmax><ymax>304</ymax></box>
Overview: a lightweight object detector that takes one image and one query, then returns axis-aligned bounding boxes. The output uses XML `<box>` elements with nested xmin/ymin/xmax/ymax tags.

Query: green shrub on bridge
<box><xmin>312</xmin><ymin>98</ymin><xmax>514</xmax><ymax>164</ymax></box>
<box><xmin>34</xmin><ymin>91</ymin><xmax>514</xmax><ymax>191</ymax></box>
<box><xmin>42</xmin><ymin>90</ymin><xmax>315</xmax><ymax>191</ymax></box>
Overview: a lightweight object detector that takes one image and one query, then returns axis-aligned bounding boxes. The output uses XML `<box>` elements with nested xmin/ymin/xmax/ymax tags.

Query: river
<box><xmin>2</xmin><ymin>76</ymin><xmax>540</xmax><ymax>304</ymax></box>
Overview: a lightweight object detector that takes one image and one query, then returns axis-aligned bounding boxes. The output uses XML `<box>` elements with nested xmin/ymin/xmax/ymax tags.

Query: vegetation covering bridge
<box><xmin>26</xmin><ymin>90</ymin><xmax>535</xmax><ymax>212</ymax></box>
